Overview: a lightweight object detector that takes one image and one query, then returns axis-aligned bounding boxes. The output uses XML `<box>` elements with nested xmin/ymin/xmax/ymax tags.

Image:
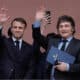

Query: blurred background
<box><xmin>0</xmin><ymin>0</ymin><xmax>80</xmax><ymax>44</ymax></box>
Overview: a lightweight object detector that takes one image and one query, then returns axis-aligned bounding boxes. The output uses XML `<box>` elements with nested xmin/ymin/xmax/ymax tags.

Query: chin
<box><xmin>62</xmin><ymin>35</ymin><xmax>69</xmax><ymax>39</ymax></box>
<box><xmin>15</xmin><ymin>36</ymin><xmax>21</xmax><ymax>39</ymax></box>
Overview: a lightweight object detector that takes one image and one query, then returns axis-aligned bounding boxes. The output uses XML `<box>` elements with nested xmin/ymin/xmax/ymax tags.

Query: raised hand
<box><xmin>0</xmin><ymin>8</ymin><xmax>10</xmax><ymax>25</ymax></box>
<box><xmin>35</xmin><ymin>9</ymin><xmax>45</xmax><ymax>21</ymax></box>
<box><xmin>35</xmin><ymin>7</ymin><xmax>51</xmax><ymax>34</ymax></box>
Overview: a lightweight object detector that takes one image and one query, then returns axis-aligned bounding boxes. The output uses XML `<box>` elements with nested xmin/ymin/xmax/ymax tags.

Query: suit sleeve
<box><xmin>0</xmin><ymin>28</ymin><xmax>2</xmax><ymax>36</ymax></box>
<box><xmin>69</xmin><ymin>49</ymin><xmax>80</xmax><ymax>72</ymax></box>
<box><xmin>0</xmin><ymin>27</ymin><xmax>5</xmax><ymax>56</ymax></box>
<box><xmin>32</xmin><ymin>24</ymin><xmax>48</xmax><ymax>50</ymax></box>
<box><xmin>66</xmin><ymin>40</ymin><xmax>80</xmax><ymax>73</ymax></box>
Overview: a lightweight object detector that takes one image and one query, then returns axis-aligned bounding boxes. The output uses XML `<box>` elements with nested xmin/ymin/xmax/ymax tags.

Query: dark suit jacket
<box><xmin>32</xmin><ymin>26</ymin><xmax>80</xmax><ymax>80</ymax></box>
<box><xmin>33</xmin><ymin>32</ymin><xmax>61</xmax><ymax>79</ymax></box>
<box><xmin>0</xmin><ymin>30</ymin><xmax>34</xmax><ymax>79</ymax></box>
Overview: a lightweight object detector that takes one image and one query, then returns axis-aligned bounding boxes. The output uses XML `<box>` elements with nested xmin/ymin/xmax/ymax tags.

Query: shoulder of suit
<box><xmin>22</xmin><ymin>40</ymin><xmax>32</xmax><ymax>47</ymax></box>
<box><xmin>73</xmin><ymin>38</ymin><xmax>80</xmax><ymax>50</ymax></box>
<box><xmin>72</xmin><ymin>37</ymin><xmax>80</xmax><ymax>44</ymax></box>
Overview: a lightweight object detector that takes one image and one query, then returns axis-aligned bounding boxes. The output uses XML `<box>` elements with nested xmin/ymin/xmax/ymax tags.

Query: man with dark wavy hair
<box><xmin>32</xmin><ymin>9</ymin><xmax>80</xmax><ymax>80</ymax></box>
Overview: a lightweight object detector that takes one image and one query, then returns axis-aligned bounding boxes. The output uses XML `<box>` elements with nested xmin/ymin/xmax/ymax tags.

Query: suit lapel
<box><xmin>6</xmin><ymin>38</ymin><xmax>23</xmax><ymax>63</ymax></box>
<box><xmin>54</xmin><ymin>39</ymin><xmax>60</xmax><ymax>48</ymax></box>
<box><xmin>6</xmin><ymin>38</ymin><xmax>17</xmax><ymax>52</ymax></box>
<box><xmin>65</xmin><ymin>37</ymin><xmax>76</xmax><ymax>54</ymax></box>
<box><xmin>50</xmin><ymin>38</ymin><xmax>60</xmax><ymax>48</ymax></box>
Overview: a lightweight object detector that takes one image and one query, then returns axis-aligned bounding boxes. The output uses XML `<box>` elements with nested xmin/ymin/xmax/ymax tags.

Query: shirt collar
<box><xmin>61</xmin><ymin>36</ymin><xmax>73</xmax><ymax>42</ymax></box>
<box><xmin>12</xmin><ymin>36</ymin><xmax>22</xmax><ymax>43</ymax></box>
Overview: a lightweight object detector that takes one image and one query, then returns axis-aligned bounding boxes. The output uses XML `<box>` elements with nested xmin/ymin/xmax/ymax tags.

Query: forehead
<box><xmin>12</xmin><ymin>21</ymin><xmax>25</xmax><ymax>27</ymax></box>
<box><xmin>59</xmin><ymin>21</ymin><xmax>71</xmax><ymax>26</ymax></box>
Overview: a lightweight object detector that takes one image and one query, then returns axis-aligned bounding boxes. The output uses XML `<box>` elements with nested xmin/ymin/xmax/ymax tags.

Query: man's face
<box><xmin>58</xmin><ymin>21</ymin><xmax>74</xmax><ymax>39</ymax></box>
<box><xmin>11</xmin><ymin>21</ymin><xmax>25</xmax><ymax>39</ymax></box>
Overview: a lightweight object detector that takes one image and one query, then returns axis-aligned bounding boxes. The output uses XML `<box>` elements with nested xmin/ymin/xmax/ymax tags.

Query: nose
<box><xmin>61</xmin><ymin>26</ymin><xmax>66</xmax><ymax>29</ymax></box>
<box><xmin>14</xmin><ymin>27</ymin><xmax>20</xmax><ymax>32</ymax></box>
<box><xmin>16</xmin><ymin>27</ymin><xmax>20</xmax><ymax>30</ymax></box>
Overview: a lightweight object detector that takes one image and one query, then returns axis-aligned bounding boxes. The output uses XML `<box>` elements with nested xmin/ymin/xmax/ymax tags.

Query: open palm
<box><xmin>0</xmin><ymin>8</ymin><xmax>10</xmax><ymax>24</ymax></box>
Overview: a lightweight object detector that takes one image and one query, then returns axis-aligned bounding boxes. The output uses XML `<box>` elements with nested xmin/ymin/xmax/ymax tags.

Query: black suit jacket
<box><xmin>0</xmin><ymin>30</ymin><xmax>34</xmax><ymax>79</ymax></box>
<box><xmin>32</xmin><ymin>26</ymin><xmax>80</xmax><ymax>80</ymax></box>
<box><xmin>33</xmin><ymin>32</ymin><xmax>61</xmax><ymax>79</ymax></box>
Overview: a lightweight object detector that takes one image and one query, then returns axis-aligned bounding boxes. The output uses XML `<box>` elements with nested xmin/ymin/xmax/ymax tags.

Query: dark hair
<box><xmin>11</xmin><ymin>17</ymin><xmax>27</xmax><ymax>28</ymax></box>
<box><xmin>56</xmin><ymin>15</ymin><xmax>75</xmax><ymax>34</ymax></box>
<box><xmin>8</xmin><ymin>27</ymin><xmax>12</xmax><ymax>37</ymax></box>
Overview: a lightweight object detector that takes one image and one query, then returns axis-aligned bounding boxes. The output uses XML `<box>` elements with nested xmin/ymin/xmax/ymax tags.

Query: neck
<box><xmin>12</xmin><ymin>36</ymin><xmax>22</xmax><ymax>41</ymax></box>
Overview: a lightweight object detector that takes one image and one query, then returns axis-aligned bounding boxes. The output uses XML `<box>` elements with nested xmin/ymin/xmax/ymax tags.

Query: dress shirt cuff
<box><xmin>33</xmin><ymin>21</ymin><xmax>41</xmax><ymax>28</ymax></box>
<box><xmin>66</xmin><ymin>63</ymin><xmax>70</xmax><ymax>71</ymax></box>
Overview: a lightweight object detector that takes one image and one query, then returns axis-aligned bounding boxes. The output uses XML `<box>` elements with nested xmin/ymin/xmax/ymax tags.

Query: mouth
<box><xmin>61</xmin><ymin>31</ymin><xmax>68</xmax><ymax>34</ymax></box>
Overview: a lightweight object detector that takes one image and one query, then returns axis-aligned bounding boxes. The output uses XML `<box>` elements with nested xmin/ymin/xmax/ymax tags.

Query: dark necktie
<box><xmin>15</xmin><ymin>40</ymin><xmax>19</xmax><ymax>50</ymax></box>
<box><xmin>61</xmin><ymin>40</ymin><xmax>67</xmax><ymax>51</ymax></box>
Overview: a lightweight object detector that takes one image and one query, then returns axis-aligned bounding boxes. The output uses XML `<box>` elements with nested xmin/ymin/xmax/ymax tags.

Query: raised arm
<box><xmin>0</xmin><ymin>8</ymin><xmax>10</xmax><ymax>53</ymax></box>
<box><xmin>0</xmin><ymin>8</ymin><xmax>10</xmax><ymax>36</ymax></box>
<box><xmin>32</xmin><ymin>9</ymin><xmax>50</xmax><ymax>50</ymax></box>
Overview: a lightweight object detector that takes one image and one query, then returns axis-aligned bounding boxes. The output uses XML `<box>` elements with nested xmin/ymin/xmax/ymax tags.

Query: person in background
<box><xmin>32</xmin><ymin>9</ymin><xmax>80</xmax><ymax>80</ymax></box>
